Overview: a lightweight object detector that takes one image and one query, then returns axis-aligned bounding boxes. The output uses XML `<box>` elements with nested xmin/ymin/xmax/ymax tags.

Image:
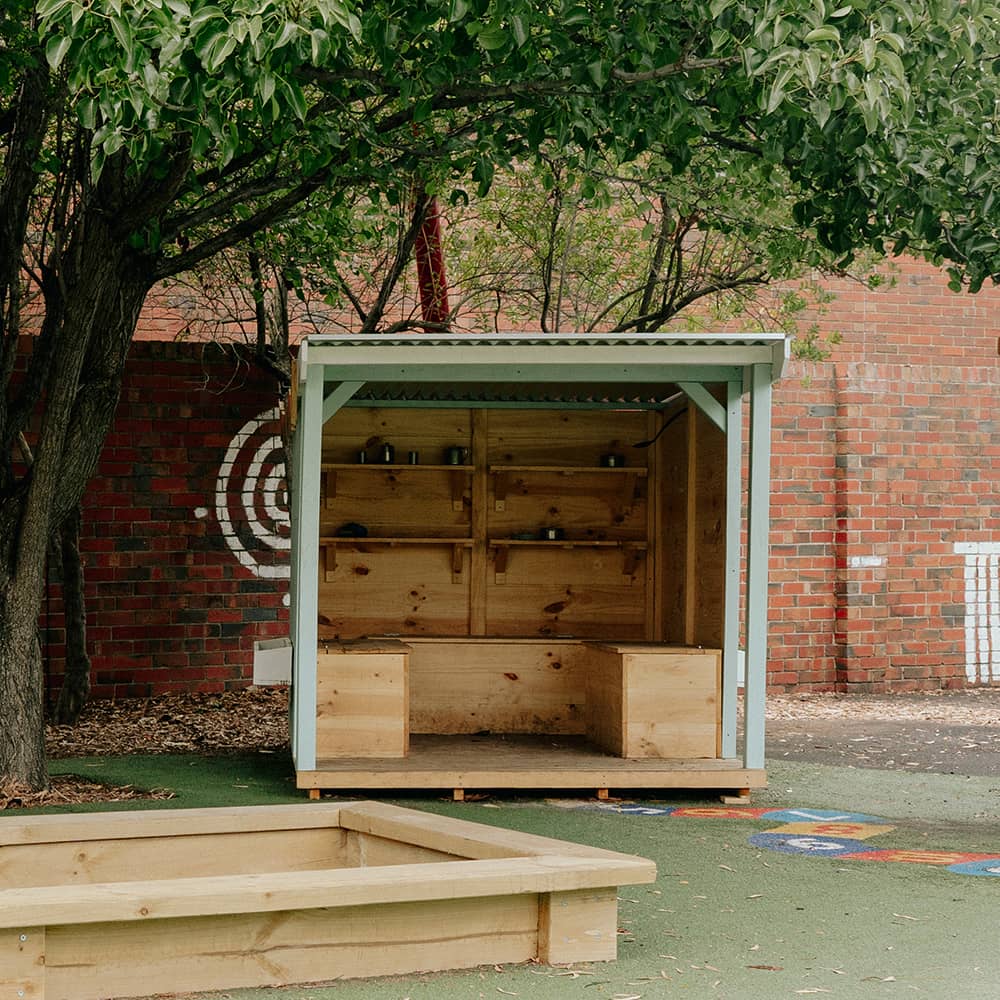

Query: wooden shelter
<box><xmin>288</xmin><ymin>332</ymin><xmax>787</xmax><ymax>798</ymax></box>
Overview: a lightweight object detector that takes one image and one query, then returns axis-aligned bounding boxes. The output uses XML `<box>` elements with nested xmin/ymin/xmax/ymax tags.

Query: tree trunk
<box><xmin>52</xmin><ymin>506</ymin><xmax>91</xmax><ymax>725</ymax></box>
<box><xmin>0</xmin><ymin>206</ymin><xmax>150</xmax><ymax>789</ymax></box>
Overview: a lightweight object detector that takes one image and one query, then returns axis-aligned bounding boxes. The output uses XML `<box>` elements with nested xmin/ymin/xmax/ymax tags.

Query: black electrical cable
<box><xmin>632</xmin><ymin>405</ymin><xmax>689</xmax><ymax>448</ymax></box>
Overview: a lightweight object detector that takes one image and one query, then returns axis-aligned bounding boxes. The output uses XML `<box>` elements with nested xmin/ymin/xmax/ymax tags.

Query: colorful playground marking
<box><xmin>561</xmin><ymin>800</ymin><xmax>1000</xmax><ymax>876</ymax></box>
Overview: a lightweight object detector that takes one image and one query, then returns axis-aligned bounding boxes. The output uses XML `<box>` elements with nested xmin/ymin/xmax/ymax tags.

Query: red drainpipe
<box><xmin>413</xmin><ymin>187</ymin><xmax>451</xmax><ymax>328</ymax></box>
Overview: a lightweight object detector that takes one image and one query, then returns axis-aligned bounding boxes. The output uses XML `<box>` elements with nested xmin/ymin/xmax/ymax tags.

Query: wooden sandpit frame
<box><xmin>1</xmin><ymin>801</ymin><xmax>656</xmax><ymax>1000</ymax></box>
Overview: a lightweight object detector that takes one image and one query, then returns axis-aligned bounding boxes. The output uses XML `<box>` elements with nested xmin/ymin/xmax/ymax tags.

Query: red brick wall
<box><xmin>44</xmin><ymin>342</ymin><xmax>289</xmax><ymax>701</ymax></box>
<box><xmin>769</xmin><ymin>259</ymin><xmax>1000</xmax><ymax>691</ymax></box>
<box><xmin>42</xmin><ymin>257</ymin><xmax>1000</xmax><ymax>698</ymax></box>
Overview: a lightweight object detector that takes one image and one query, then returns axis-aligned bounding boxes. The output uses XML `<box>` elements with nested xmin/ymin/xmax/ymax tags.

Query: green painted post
<box><xmin>743</xmin><ymin>363</ymin><xmax>772</xmax><ymax>770</ymax></box>
<box><xmin>291</xmin><ymin>362</ymin><xmax>325</xmax><ymax>772</ymax></box>
<box><xmin>722</xmin><ymin>380</ymin><xmax>743</xmax><ymax>758</ymax></box>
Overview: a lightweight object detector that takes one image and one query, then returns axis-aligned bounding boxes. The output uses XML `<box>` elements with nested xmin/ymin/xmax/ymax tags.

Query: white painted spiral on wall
<box><xmin>954</xmin><ymin>542</ymin><xmax>1000</xmax><ymax>683</ymax></box>
<box><xmin>196</xmin><ymin>407</ymin><xmax>291</xmax><ymax>587</ymax></box>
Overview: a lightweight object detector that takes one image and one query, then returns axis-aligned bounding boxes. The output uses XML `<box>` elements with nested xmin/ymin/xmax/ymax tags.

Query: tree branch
<box><xmin>612</xmin><ymin>54</ymin><xmax>740</xmax><ymax>83</ymax></box>
<box><xmin>613</xmin><ymin>271</ymin><xmax>768</xmax><ymax>332</ymax></box>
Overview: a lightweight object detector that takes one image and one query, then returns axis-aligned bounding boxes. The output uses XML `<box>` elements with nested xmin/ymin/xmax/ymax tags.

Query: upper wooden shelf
<box><xmin>320</xmin><ymin>537</ymin><xmax>473</xmax><ymax>545</ymax></box>
<box><xmin>488</xmin><ymin>539</ymin><xmax>647</xmax><ymax>548</ymax></box>
<box><xmin>322</xmin><ymin>463</ymin><xmax>474</xmax><ymax>472</ymax></box>
<box><xmin>488</xmin><ymin>464</ymin><xmax>647</xmax><ymax>475</ymax></box>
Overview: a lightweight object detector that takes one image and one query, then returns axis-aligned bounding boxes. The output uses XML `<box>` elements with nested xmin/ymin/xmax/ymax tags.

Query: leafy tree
<box><xmin>442</xmin><ymin>149</ymin><xmax>849</xmax><ymax>354</ymax></box>
<box><xmin>3</xmin><ymin>0</ymin><xmax>1000</xmax><ymax>790</ymax></box>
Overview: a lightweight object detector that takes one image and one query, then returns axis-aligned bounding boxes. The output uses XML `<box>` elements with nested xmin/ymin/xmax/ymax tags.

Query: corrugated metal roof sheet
<box><xmin>303</xmin><ymin>331</ymin><xmax>785</xmax><ymax>349</ymax></box>
<box><xmin>299</xmin><ymin>331</ymin><xmax>789</xmax><ymax>404</ymax></box>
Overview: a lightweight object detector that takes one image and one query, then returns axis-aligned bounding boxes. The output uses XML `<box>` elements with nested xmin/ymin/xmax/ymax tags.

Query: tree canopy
<box><xmin>3</xmin><ymin>0</ymin><xmax>1000</xmax><ymax>789</ymax></box>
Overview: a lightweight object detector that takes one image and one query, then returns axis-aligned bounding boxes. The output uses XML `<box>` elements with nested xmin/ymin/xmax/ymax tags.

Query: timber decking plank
<box><xmin>302</xmin><ymin>734</ymin><xmax>764</xmax><ymax>790</ymax></box>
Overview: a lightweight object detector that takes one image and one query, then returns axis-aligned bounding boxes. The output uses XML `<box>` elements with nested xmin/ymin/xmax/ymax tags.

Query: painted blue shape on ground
<box><xmin>760</xmin><ymin>808</ymin><xmax>887</xmax><ymax>824</ymax></box>
<box><xmin>749</xmin><ymin>832</ymin><xmax>871</xmax><ymax>856</ymax></box>
<box><xmin>576</xmin><ymin>803</ymin><xmax>676</xmax><ymax>816</ymax></box>
<box><xmin>947</xmin><ymin>859</ymin><xmax>1000</xmax><ymax>877</ymax></box>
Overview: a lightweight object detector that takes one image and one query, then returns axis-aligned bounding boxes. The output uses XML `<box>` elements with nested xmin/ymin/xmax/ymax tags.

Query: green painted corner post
<box><xmin>743</xmin><ymin>363</ymin><xmax>773</xmax><ymax>770</ymax></box>
<box><xmin>721</xmin><ymin>380</ymin><xmax>743</xmax><ymax>758</ymax></box>
<box><xmin>291</xmin><ymin>362</ymin><xmax>325</xmax><ymax>773</ymax></box>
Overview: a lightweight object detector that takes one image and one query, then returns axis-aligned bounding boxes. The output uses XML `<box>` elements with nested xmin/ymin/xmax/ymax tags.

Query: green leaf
<box><xmin>284</xmin><ymin>79</ymin><xmax>308</xmax><ymax>120</ymax></box>
<box><xmin>275</xmin><ymin>20</ymin><xmax>300</xmax><ymax>50</ymax></box>
<box><xmin>510</xmin><ymin>14</ymin><xmax>528</xmax><ymax>47</ymax></box>
<box><xmin>260</xmin><ymin>73</ymin><xmax>276</xmax><ymax>106</ymax></box>
<box><xmin>861</xmin><ymin>37</ymin><xmax>876</xmax><ymax>70</ymax></box>
<box><xmin>109</xmin><ymin>16</ymin><xmax>134</xmax><ymax>54</ymax></box>
<box><xmin>163</xmin><ymin>0</ymin><xmax>190</xmax><ymax>16</ymax></box>
<box><xmin>77</xmin><ymin>96</ymin><xmax>97</xmax><ymax>129</ymax></box>
<box><xmin>45</xmin><ymin>35</ymin><xmax>72</xmax><ymax>70</ymax></box>
<box><xmin>876</xmin><ymin>48</ymin><xmax>905</xmax><ymax>84</ymax></box>
<box><xmin>803</xmin><ymin>49</ymin><xmax>821</xmax><ymax>87</ymax></box>
<box><xmin>804</xmin><ymin>26</ymin><xmax>840</xmax><ymax>43</ymax></box>
<box><xmin>587</xmin><ymin>59</ymin><xmax>606</xmax><ymax>87</ymax></box>
<box><xmin>811</xmin><ymin>96</ymin><xmax>831</xmax><ymax>128</ymax></box>
<box><xmin>449</xmin><ymin>0</ymin><xmax>469</xmax><ymax>21</ymax></box>
<box><xmin>766</xmin><ymin>66</ymin><xmax>794</xmax><ymax>114</ymax></box>
<box><xmin>36</xmin><ymin>0</ymin><xmax>74</xmax><ymax>17</ymax></box>
<box><xmin>476</xmin><ymin>25</ymin><xmax>507</xmax><ymax>51</ymax></box>
<box><xmin>311</xmin><ymin>28</ymin><xmax>329</xmax><ymax>63</ymax></box>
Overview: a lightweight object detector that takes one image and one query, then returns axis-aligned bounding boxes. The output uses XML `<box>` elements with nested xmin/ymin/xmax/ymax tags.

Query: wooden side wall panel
<box><xmin>42</xmin><ymin>897</ymin><xmax>538</xmax><ymax>1000</ymax></box>
<box><xmin>583</xmin><ymin>645</ymin><xmax>625</xmax><ymax>755</ymax></box>
<box><xmin>0</xmin><ymin>829</ymin><xmax>352</xmax><ymax>890</ymax></box>
<box><xmin>407</xmin><ymin>639</ymin><xmax>587</xmax><ymax>734</ymax></box>
<box><xmin>347</xmin><ymin>832</ymin><xmax>463</xmax><ymax>867</ymax></box>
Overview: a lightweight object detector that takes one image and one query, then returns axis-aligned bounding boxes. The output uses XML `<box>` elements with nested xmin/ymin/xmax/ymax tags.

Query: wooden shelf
<box><xmin>488</xmin><ymin>539</ymin><xmax>646</xmax><ymax>548</ymax></box>
<box><xmin>320</xmin><ymin>537</ymin><xmax>473</xmax><ymax>582</ymax></box>
<box><xmin>487</xmin><ymin>539</ymin><xmax>646</xmax><ymax>583</ymax></box>
<box><xmin>489</xmin><ymin>465</ymin><xmax>646</xmax><ymax>510</ymax></box>
<box><xmin>323</xmin><ymin>465</ymin><xmax>473</xmax><ymax>509</ymax></box>
<box><xmin>322</xmin><ymin>463</ymin><xmax>474</xmax><ymax>472</ymax></box>
<box><xmin>489</xmin><ymin>464</ymin><xmax>646</xmax><ymax>474</ymax></box>
<box><xmin>321</xmin><ymin>537</ymin><xmax>473</xmax><ymax>545</ymax></box>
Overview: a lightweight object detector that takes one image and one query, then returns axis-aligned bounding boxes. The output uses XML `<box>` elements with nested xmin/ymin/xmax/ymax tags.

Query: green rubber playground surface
<box><xmin>22</xmin><ymin>752</ymin><xmax>1000</xmax><ymax>1000</ymax></box>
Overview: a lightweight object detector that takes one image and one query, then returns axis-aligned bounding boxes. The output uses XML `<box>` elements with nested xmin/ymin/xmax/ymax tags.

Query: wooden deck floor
<box><xmin>297</xmin><ymin>733</ymin><xmax>765</xmax><ymax>795</ymax></box>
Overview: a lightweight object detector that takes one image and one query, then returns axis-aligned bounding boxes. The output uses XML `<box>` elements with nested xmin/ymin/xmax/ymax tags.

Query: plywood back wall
<box><xmin>318</xmin><ymin>408</ymin><xmax>659</xmax><ymax>640</ymax></box>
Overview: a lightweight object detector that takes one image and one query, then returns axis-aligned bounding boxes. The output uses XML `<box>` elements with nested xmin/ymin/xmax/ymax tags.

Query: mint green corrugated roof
<box><xmin>298</xmin><ymin>331</ymin><xmax>788</xmax><ymax>406</ymax></box>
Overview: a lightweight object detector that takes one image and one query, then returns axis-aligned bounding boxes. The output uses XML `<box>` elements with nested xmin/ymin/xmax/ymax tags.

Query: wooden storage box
<box><xmin>316</xmin><ymin>639</ymin><xmax>410</xmax><ymax>758</ymax></box>
<box><xmin>585</xmin><ymin>643</ymin><xmax>721</xmax><ymax>758</ymax></box>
